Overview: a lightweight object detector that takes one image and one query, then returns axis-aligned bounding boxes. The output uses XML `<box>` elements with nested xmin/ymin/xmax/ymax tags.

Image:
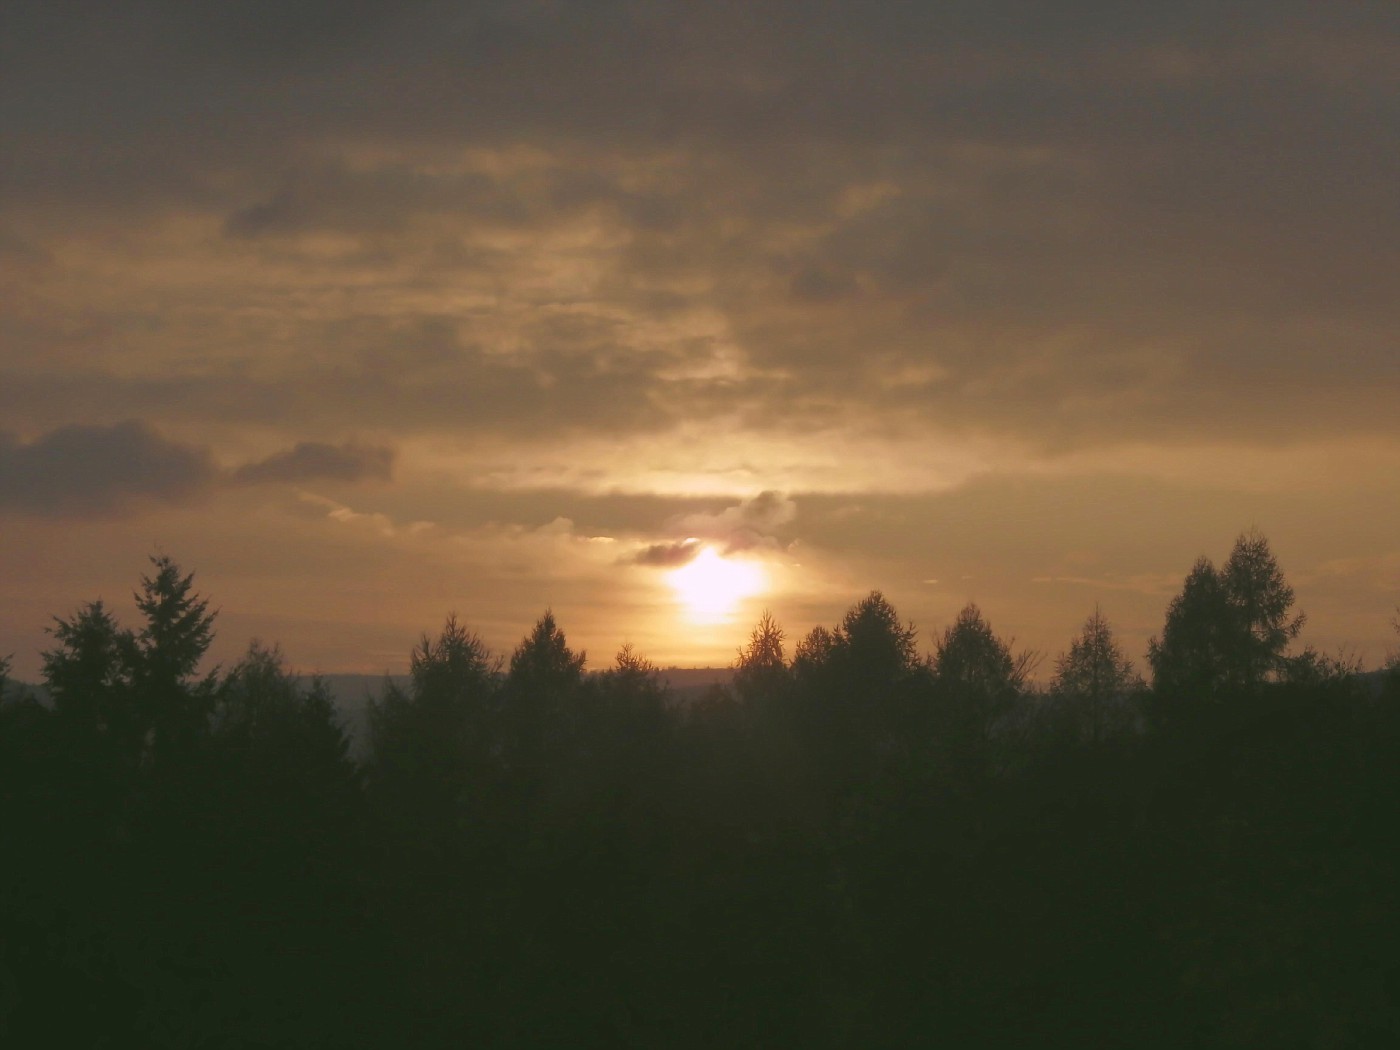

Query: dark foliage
<box><xmin>3</xmin><ymin>539</ymin><xmax>1396</xmax><ymax>1047</ymax></box>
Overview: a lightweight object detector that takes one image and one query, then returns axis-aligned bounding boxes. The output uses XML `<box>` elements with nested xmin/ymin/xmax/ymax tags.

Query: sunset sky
<box><xmin>2</xmin><ymin>1</ymin><xmax>1397</xmax><ymax>681</ymax></box>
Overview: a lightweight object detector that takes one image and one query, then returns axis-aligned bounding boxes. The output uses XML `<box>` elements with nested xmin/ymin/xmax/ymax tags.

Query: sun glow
<box><xmin>667</xmin><ymin>546</ymin><xmax>767</xmax><ymax>624</ymax></box>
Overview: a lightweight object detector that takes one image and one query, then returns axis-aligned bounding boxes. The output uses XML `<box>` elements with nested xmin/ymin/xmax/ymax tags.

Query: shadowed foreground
<box><xmin>2</xmin><ymin>542</ymin><xmax>1398</xmax><ymax>1047</ymax></box>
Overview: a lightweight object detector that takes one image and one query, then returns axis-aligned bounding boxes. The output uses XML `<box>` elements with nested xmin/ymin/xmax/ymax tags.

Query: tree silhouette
<box><xmin>7</xmin><ymin>542</ymin><xmax>1400</xmax><ymax>1046</ymax></box>
<box><xmin>834</xmin><ymin>592</ymin><xmax>919</xmax><ymax>684</ymax></box>
<box><xmin>1150</xmin><ymin>533</ymin><xmax>1304</xmax><ymax>700</ymax></box>
<box><xmin>1050</xmin><ymin>606</ymin><xmax>1141</xmax><ymax>744</ymax></box>
<box><xmin>409</xmin><ymin>613</ymin><xmax>499</xmax><ymax>703</ymax></box>
<box><xmin>502</xmin><ymin>609</ymin><xmax>585</xmax><ymax>775</ymax></box>
<box><xmin>600</xmin><ymin>642</ymin><xmax>669</xmax><ymax>715</ymax></box>
<box><xmin>368</xmin><ymin>613</ymin><xmax>499</xmax><ymax>810</ymax></box>
<box><xmin>932</xmin><ymin>604</ymin><xmax>1029</xmax><ymax>702</ymax></box>
<box><xmin>131</xmin><ymin>555</ymin><xmax>217</xmax><ymax>764</ymax></box>
<box><xmin>734</xmin><ymin>611</ymin><xmax>788</xmax><ymax>704</ymax></box>
<box><xmin>508</xmin><ymin>609</ymin><xmax>585</xmax><ymax>692</ymax></box>
<box><xmin>1219</xmin><ymin>529</ymin><xmax>1304</xmax><ymax>688</ymax></box>
<box><xmin>207</xmin><ymin>642</ymin><xmax>367</xmax><ymax>1043</ymax></box>
<box><xmin>792</xmin><ymin>624</ymin><xmax>836</xmax><ymax>685</ymax></box>
<box><xmin>218</xmin><ymin>641</ymin><xmax>356</xmax><ymax>786</ymax></box>
<box><xmin>1148</xmin><ymin>557</ymin><xmax>1233</xmax><ymax>701</ymax></box>
<box><xmin>363</xmin><ymin>617</ymin><xmax>506</xmax><ymax>1046</ymax></box>
<box><xmin>42</xmin><ymin>599</ymin><xmax>138</xmax><ymax>748</ymax></box>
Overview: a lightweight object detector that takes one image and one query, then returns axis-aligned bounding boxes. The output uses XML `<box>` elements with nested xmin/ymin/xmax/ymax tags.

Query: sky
<box><xmin>2</xmin><ymin>1</ymin><xmax>1397</xmax><ymax>681</ymax></box>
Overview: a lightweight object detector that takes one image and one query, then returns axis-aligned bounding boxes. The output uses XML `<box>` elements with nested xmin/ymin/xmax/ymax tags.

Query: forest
<box><xmin>2</xmin><ymin>532</ymin><xmax>1397</xmax><ymax>1047</ymax></box>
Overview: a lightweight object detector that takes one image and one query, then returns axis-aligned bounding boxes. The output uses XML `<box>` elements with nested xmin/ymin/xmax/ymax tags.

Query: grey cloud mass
<box><xmin>0</xmin><ymin>424</ymin><xmax>396</xmax><ymax>518</ymax></box>
<box><xmin>0</xmin><ymin>422</ymin><xmax>214</xmax><ymax>516</ymax></box>
<box><xmin>627</xmin><ymin>540</ymin><xmax>703</xmax><ymax>568</ymax></box>
<box><xmin>670</xmin><ymin>492</ymin><xmax>798</xmax><ymax>556</ymax></box>
<box><xmin>2</xmin><ymin>0</ymin><xmax>1395</xmax><ymax>450</ymax></box>
<box><xmin>0</xmin><ymin>0</ymin><xmax>1396</xmax><ymax>675</ymax></box>
<box><xmin>234</xmin><ymin>442</ymin><xmax>395</xmax><ymax>485</ymax></box>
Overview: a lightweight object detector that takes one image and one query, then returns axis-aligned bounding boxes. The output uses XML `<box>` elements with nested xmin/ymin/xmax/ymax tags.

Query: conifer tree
<box><xmin>42</xmin><ymin>599</ymin><xmax>139</xmax><ymax>751</ymax></box>
<box><xmin>1219</xmin><ymin>529</ymin><xmax>1304</xmax><ymax>688</ymax></box>
<box><xmin>734</xmin><ymin>611</ymin><xmax>788</xmax><ymax>704</ymax></box>
<box><xmin>931</xmin><ymin>603</ymin><xmax>1032</xmax><ymax>747</ymax></box>
<box><xmin>1051</xmin><ymin>606</ymin><xmax>1141</xmax><ymax>744</ymax></box>
<box><xmin>132</xmin><ymin>555</ymin><xmax>217</xmax><ymax>760</ymax></box>
<box><xmin>1149</xmin><ymin>557</ymin><xmax>1232</xmax><ymax>700</ymax></box>
<box><xmin>1150</xmin><ymin>533</ymin><xmax>1304</xmax><ymax>699</ymax></box>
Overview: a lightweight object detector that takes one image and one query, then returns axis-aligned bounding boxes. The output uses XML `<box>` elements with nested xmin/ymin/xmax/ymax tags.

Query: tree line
<box><xmin>2</xmin><ymin>532</ymin><xmax>1397</xmax><ymax>1047</ymax></box>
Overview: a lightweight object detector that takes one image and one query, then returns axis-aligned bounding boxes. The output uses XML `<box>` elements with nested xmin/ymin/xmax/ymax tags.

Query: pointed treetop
<box><xmin>736</xmin><ymin>611</ymin><xmax>786</xmax><ymax>674</ymax></box>
<box><xmin>410</xmin><ymin>613</ymin><xmax>496</xmax><ymax>699</ymax></box>
<box><xmin>134</xmin><ymin>554</ymin><xmax>216</xmax><ymax>686</ymax></box>
<box><xmin>508</xmin><ymin>609</ymin><xmax>585</xmax><ymax>691</ymax></box>
<box><xmin>932</xmin><ymin>603</ymin><xmax>1031</xmax><ymax>696</ymax></box>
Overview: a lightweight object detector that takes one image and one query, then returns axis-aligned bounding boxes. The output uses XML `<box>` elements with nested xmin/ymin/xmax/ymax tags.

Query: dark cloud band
<box><xmin>0</xmin><ymin>423</ymin><xmax>395</xmax><ymax>518</ymax></box>
<box><xmin>233</xmin><ymin>441</ymin><xmax>394</xmax><ymax>485</ymax></box>
<box><xmin>0</xmin><ymin>421</ymin><xmax>213</xmax><ymax>516</ymax></box>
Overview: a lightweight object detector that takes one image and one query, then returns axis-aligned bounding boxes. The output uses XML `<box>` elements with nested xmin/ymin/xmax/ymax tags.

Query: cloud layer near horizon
<box><xmin>0</xmin><ymin>422</ymin><xmax>395</xmax><ymax>516</ymax></box>
<box><xmin>1</xmin><ymin>1</ymin><xmax>1396</xmax><ymax>677</ymax></box>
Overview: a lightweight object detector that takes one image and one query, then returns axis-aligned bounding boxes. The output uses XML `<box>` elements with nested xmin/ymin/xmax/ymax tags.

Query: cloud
<box><xmin>677</xmin><ymin>490</ymin><xmax>798</xmax><ymax>554</ymax></box>
<box><xmin>627</xmin><ymin>539</ymin><xmax>702</xmax><ymax>567</ymax></box>
<box><xmin>0</xmin><ymin>423</ymin><xmax>400</xmax><ymax>518</ymax></box>
<box><xmin>234</xmin><ymin>441</ymin><xmax>395</xmax><ymax>484</ymax></box>
<box><xmin>0</xmin><ymin>1</ymin><xmax>1395</xmax><ymax>461</ymax></box>
<box><xmin>0</xmin><ymin>421</ymin><xmax>214</xmax><ymax>516</ymax></box>
<box><xmin>618</xmin><ymin>492</ymin><xmax>796</xmax><ymax>569</ymax></box>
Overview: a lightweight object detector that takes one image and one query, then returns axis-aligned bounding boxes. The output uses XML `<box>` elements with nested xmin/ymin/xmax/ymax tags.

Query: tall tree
<box><xmin>931</xmin><ymin>603</ymin><xmax>1030</xmax><ymax>700</ymax></box>
<box><xmin>600</xmin><ymin>642</ymin><xmax>669</xmax><ymax>715</ymax></box>
<box><xmin>833</xmin><ymin>592</ymin><xmax>920</xmax><ymax>685</ymax></box>
<box><xmin>408</xmin><ymin>614</ymin><xmax>499</xmax><ymax>708</ymax></box>
<box><xmin>42</xmin><ymin>599</ymin><xmax>139</xmax><ymax>753</ymax></box>
<box><xmin>930</xmin><ymin>603</ymin><xmax>1032</xmax><ymax>750</ymax></box>
<box><xmin>1148</xmin><ymin>557</ymin><xmax>1233</xmax><ymax>700</ymax></box>
<box><xmin>218</xmin><ymin>641</ymin><xmax>356</xmax><ymax>786</ymax></box>
<box><xmin>792</xmin><ymin>593</ymin><xmax>927</xmax><ymax>769</ymax></box>
<box><xmin>503</xmin><ymin>610</ymin><xmax>585</xmax><ymax>771</ymax></box>
<box><xmin>734</xmin><ymin>611</ymin><xmax>788</xmax><ymax>704</ymax></box>
<box><xmin>1050</xmin><ymin>606</ymin><xmax>1141</xmax><ymax>744</ymax></box>
<box><xmin>1383</xmin><ymin>609</ymin><xmax>1400</xmax><ymax>699</ymax></box>
<box><xmin>1219</xmin><ymin>529</ymin><xmax>1304</xmax><ymax>688</ymax></box>
<box><xmin>132</xmin><ymin>555</ymin><xmax>217</xmax><ymax>761</ymax></box>
<box><xmin>1150</xmin><ymin>533</ymin><xmax>1305</xmax><ymax>700</ymax></box>
<box><xmin>368</xmin><ymin>614</ymin><xmax>499</xmax><ymax>796</ymax></box>
<box><xmin>507</xmin><ymin>610</ymin><xmax>585</xmax><ymax>696</ymax></box>
<box><xmin>792</xmin><ymin>625</ymin><xmax>836</xmax><ymax>685</ymax></box>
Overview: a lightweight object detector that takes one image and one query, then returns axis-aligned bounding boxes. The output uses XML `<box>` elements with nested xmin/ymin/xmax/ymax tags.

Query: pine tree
<box><xmin>504</xmin><ymin>610</ymin><xmax>585</xmax><ymax>770</ymax></box>
<box><xmin>368</xmin><ymin>614</ymin><xmax>499</xmax><ymax>796</ymax></box>
<box><xmin>931</xmin><ymin>603</ymin><xmax>1033</xmax><ymax>746</ymax></box>
<box><xmin>1148</xmin><ymin>557</ymin><xmax>1232</xmax><ymax>700</ymax></box>
<box><xmin>1220</xmin><ymin>529</ymin><xmax>1305</xmax><ymax>688</ymax></box>
<box><xmin>1149</xmin><ymin>533</ymin><xmax>1304</xmax><ymax>700</ymax></box>
<box><xmin>931</xmin><ymin>603</ymin><xmax>1030</xmax><ymax>700</ymax></box>
<box><xmin>1051</xmin><ymin>606</ymin><xmax>1141</xmax><ymax>744</ymax></box>
<box><xmin>132</xmin><ymin>555</ymin><xmax>217</xmax><ymax>761</ymax></box>
<box><xmin>834</xmin><ymin>592</ymin><xmax>919</xmax><ymax>684</ymax></box>
<box><xmin>734</xmin><ymin>611</ymin><xmax>788</xmax><ymax>704</ymax></box>
<box><xmin>42</xmin><ymin>599</ymin><xmax>140</xmax><ymax>751</ymax></box>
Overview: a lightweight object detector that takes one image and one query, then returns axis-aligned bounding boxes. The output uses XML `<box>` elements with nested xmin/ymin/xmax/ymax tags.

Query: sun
<box><xmin>667</xmin><ymin>546</ymin><xmax>767</xmax><ymax>624</ymax></box>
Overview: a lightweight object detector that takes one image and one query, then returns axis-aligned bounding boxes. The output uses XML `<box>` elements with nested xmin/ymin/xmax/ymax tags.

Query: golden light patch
<box><xmin>667</xmin><ymin>547</ymin><xmax>767</xmax><ymax>624</ymax></box>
